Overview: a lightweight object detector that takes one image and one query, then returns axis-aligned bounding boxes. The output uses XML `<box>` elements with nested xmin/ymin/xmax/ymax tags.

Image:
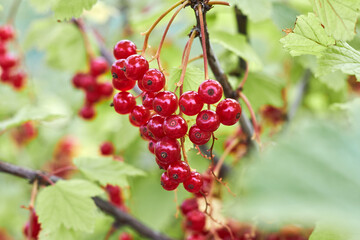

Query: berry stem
<box><xmin>176</xmin><ymin>29</ymin><xmax>197</xmax><ymax>88</ymax></box>
<box><xmin>238</xmin><ymin>92</ymin><xmax>260</xmax><ymax>143</ymax></box>
<box><xmin>180</xmin><ymin>137</ymin><xmax>189</xmax><ymax>165</ymax></box>
<box><xmin>188</xmin><ymin>54</ymin><xmax>203</xmax><ymax>64</ymax></box>
<box><xmin>237</xmin><ymin>62</ymin><xmax>249</xmax><ymax>90</ymax></box>
<box><xmin>51</xmin><ymin>166</ymin><xmax>77</xmax><ymax>176</ymax></box>
<box><xmin>207</xmin><ymin>1</ymin><xmax>231</xmax><ymax>6</ymax></box>
<box><xmin>6</xmin><ymin>0</ymin><xmax>22</xmax><ymax>24</ymax></box>
<box><xmin>155</xmin><ymin>0</ymin><xmax>189</xmax><ymax>72</ymax></box>
<box><xmin>73</xmin><ymin>19</ymin><xmax>96</xmax><ymax>63</ymax></box>
<box><xmin>197</xmin><ymin>4</ymin><xmax>209</xmax><ymax>80</ymax></box>
<box><xmin>213</xmin><ymin>138</ymin><xmax>240</xmax><ymax>178</ymax></box>
<box><xmin>141</xmin><ymin>0</ymin><xmax>186</xmax><ymax>56</ymax></box>
<box><xmin>104</xmin><ymin>225</ymin><xmax>116</xmax><ymax>240</ymax></box>
<box><xmin>27</xmin><ymin>179</ymin><xmax>38</xmax><ymax>240</ymax></box>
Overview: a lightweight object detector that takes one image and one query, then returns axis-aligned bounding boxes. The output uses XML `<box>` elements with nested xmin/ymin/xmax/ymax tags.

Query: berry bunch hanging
<box><xmin>72</xmin><ymin>56</ymin><xmax>113</xmax><ymax>120</ymax></box>
<box><xmin>0</xmin><ymin>24</ymin><xmax>26</xmax><ymax>90</ymax></box>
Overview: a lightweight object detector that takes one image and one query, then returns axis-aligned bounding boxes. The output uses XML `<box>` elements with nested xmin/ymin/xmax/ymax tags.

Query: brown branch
<box><xmin>0</xmin><ymin>160</ymin><xmax>174</xmax><ymax>240</ymax></box>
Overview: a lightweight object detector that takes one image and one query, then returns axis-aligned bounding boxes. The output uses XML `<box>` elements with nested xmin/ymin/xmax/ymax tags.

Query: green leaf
<box><xmin>280</xmin><ymin>13</ymin><xmax>335</xmax><ymax>56</ymax></box>
<box><xmin>309</xmin><ymin>222</ymin><xmax>355</xmax><ymax>240</ymax></box>
<box><xmin>317</xmin><ymin>70</ymin><xmax>347</xmax><ymax>91</ymax></box>
<box><xmin>226</xmin><ymin>117</ymin><xmax>360</xmax><ymax>228</ymax></box>
<box><xmin>0</xmin><ymin>107</ymin><xmax>64</xmax><ymax>132</ymax></box>
<box><xmin>317</xmin><ymin>41</ymin><xmax>360</xmax><ymax>80</ymax></box>
<box><xmin>230</xmin><ymin>0</ymin><xmax>272</xmax><ymax>22</ymax></box>
<box><xmin>25</xmin><ymin>19</ymin><xmax>87</xmax><ymax>71</ymax></box>
<box><xmin>74</xmin><ymin>157</ymin><xmax>145</xmax><ymax>187</ymax></box>
<box><xmin>309</xmin><ymin>0</ymin><xmax>360</xmax><ymax>41</ymax></box>
<box><xmin>167</xmin><ymin>66</ymin><xmax>204</xmax><ymax>93</ymax></box>
<box><xmin>39</xmin><ymin>225</ymin><xmax>77</xmax><ymax>240</ymax></box>
<box><xmin>210</xmin><ymin>30</ymin><xmax>263</xmax><ymax>71</ymax></box>
<box><xmin>37</xmin><ymin>180</ymin><xmax>103</xmax><ymax>233</ymax></box>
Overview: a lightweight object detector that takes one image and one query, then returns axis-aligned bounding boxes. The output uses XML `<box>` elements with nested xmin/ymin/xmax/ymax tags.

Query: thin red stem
<box><xmin>239</xmin><ymin>92</ymin><xmax>260</xmax><ymax>143</ymax></box>
<box><xmin>198</xmin><ymin>4</ymin><xmax>209</xmax><ymax>80</ymax></box>
<box><xmin>238</xmin><ymin>62</ymin><xmax>249</xmax><ymax>90</ymax></box>
<box><xmin>208</xmin><ymin>1</ymin><xmax>230</xmax><ymax>6</ymax></box>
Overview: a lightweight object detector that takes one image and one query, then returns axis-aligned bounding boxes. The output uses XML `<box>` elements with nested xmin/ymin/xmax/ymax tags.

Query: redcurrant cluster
<box><xmin>23</xmin><ymin>210</ymin><xmax>41</xmax><ymax>240</ymax></box>
<box><xmin>0</xmin><ymin>24</ymin><xmax>26</xmax><ymax>90</ymax></box>
<box><xmin>111</xmin><ymin>39</ymin><xmax>242</xmax><ymax>193</ymax></box>
<box><xmin>11</xmin><ymin>121</ymin><xmax>37</xmax><ymax>146</ymax></box>
<box><xmin>180</xmin><ymin>198</ymin><xmax>207</xmax><ymax>239</ymax></box>
<box><xmin>72</xmin><ymin>56</ymin><xmax>113</xmax><ymax>120</ymax></box>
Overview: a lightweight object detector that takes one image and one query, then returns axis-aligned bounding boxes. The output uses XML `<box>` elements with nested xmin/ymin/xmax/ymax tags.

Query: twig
<box><xmin>0</xmin><ymin>160</ymin><xmax>174</xmax><ymax>240</ymax></box>
<box><xmin>6</xmin><ymin>0</ymin><xmax>22</xmax><ymax>24</ymax></box>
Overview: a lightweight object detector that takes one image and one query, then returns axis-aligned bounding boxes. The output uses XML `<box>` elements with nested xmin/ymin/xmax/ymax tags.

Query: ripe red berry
<box><xmin>90</xmin><ymin>57</ymin><xmax>108</xmax><ymax>76</ymax></box>
<box><xmin>11</xmin><ymin>72</ymin><xmax>26</xmax><ymax>90</ymax></box>
<box><xmin>100</xmin><ymin>141</ymin><xmax>114</xmax><ymax>155</ymax></box>
<box><xmin>179</xmin><ymin>91</ymin><xmax>204</xmax><ymax>116</ymax></box>
<box><xmin>139</xmin><ymin>124</ymin><xmax>152</xmax><ymax>141</ymax></box>
<box><xmin>188</xmin><ymin>124</ymin><xmax>211</xmax><ymax>145</ymax></box>
<box><xmin>111</xmin><ymin>59</ymin><xmax>127</xmax><ymax>80</ymax></box>
<box><xmin>119</xmin><ymin>232</ymin><xmax>133</xmax><ymax>240</ymax></box>
<box><xmin>196</xmin><ymin>110</ymin><xmax>220</xmax><ymax>132</ymax></box>
<box><xmin>198</xmin><ymin>79</ymin><xmax>223</xmax><ymax>104</ymax></box>
<box><xmin>155</xmin><ymin>157</ymin><xmax>170</xmax><ymax>170</ymax></box>
<box><xmin>185</xmin><ymin>210</ymin><xmax>206</xmax><ymax>232</ymax></box>
<box><xmin>147</xmin><ymin>115</ymin><xmax>166</xmax><ymax>139</ymax></box>
<box><xmin>0</xmin><ymin>25</ymin><xmax>15</xmax><ymax>41</ymax></box>
<box><xmin>186</xmin><ymin>233</ymin><xmax>207</xmax><ymax>240</ymax></box>
<box><xmin>79</xmin><ymin>104</ymin><xmax>96</xmax><ymax>119</ymax></box>
<box><xmin>153</xmin><ymin>91</ymin><xmax>178</xmax><ymax>117</ymax></box>
<box><xmin>113</xmin><ymin>92</ymin><xmax>136</xmax><ymax>114</ymax></box>
<box><xmin>216</xmin><ymin>99</ymin><xmax>242</xmax><ymax>126</ymax></box>
<box><xmin>85</xmin><ymin>88</ymin><xmax>102</xmax><ymax>104</ymax></box>
<box><xmin>129</xmin><ymin>105</ymin><xmax>150</xmax><ymax>127</ymax></box>
<box><xmin>167</xmin><ymin>161</ymin><xmax>190</xmax><ymax>183</ymax></box>
<box><xmin>140</xmin><ymin>68</ymin><xmax>165</xmax><ymax>92</ymax></box>
<box><xmin>105</xmin><ymin>184</ymin><xmax>124</xmax><ymax>208</ymax></box>
<box><xmin>124</xmin><ymin>55</ymin><xmax>149</xmax><ymax>80</ymax></box>
<box><xmin>98</xmin><ymin>82</ymin><xmax>113</xmax><ymax>97</ymax></box>
<box><xmin>72</xmin><ymin>73</ymin><xmax>86</xmax><ymax>88</ymax></box>
<box><xmin>163</xmin><ymin>115</ymin><xmax>188</xmax><ymax>139</ymax></box>
<box><xmin>183</xmin><ymin>171</ymin><xmax>203</xmax><ymax>193</ymax></box>
<box><xmin>23</xmin><ymin>210</ymin><xmax>41</xmax><ymax>239</ymax></box>
<box><xmin>0</xmin><ymin>41</ymin><xmax>7</xmax><ymax>55</ymax></box>
<box><xmin>161</xmin><ymin>172</ymin><xmax>179</xmax><ymax>191</ymax></box>
<box><xmin>0</xmin><ymin>69</ymin><xmax>11</xmax><ymax>82</ymax></box>
<box><xmin>80</xmin><ymin>74</ymin><xmax>97</xmax><ymax>91</ymax></box>
<box><xmin>155</xmin><ymin>137</ymin><xmax>181</xmax><ymax>164</ymax></box>
<box><xmin>181</xmin><ymin>198</ymin><xmax>199</xmax><ymax>215</ymax></box>
<box><xmin>142</xmin><ymin>92</ymin><xmax>156</xmax><ymax>110</ymax></box>
<box><xmin>112</xmin><ymin>78</ymin><xmax>136</xmax><ymax>91</ymax></box>
<box><xmin>0</xmin><ymin>53</ymin><xmax>17</xmax><ymax>69</ymax></box>
<box><xmin>148</xmin><ymin>140</ymin><xmax>155</xmax><ymax>154</ymax></box>
<box><xmin>113</xmin><ymin>40</ymin><xmax>137</xmax><ymax>60</ymax></box>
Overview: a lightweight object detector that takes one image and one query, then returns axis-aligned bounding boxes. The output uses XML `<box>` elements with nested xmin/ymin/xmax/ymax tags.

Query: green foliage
<box><xmin>211</xmin><ymin>30</ymin><xmax>263</xmax><ymax>71</ymax></box>
<box><xmin>37</xmin><ymin>180</ymin><xmax>103</xmax><ymax>236</ymax></box>
<box><xmin>226</xmin><ymin>116</ymin><xmax>360</xmax><ymax>228</ymax></box>
<box><xmin>0</xmin><ymin>107</ymin><xmax>64</xmax><ymax>132</ymax></box>
<box><xmin>309</xmin><ymin>222</ymin><xmax>356</xmax><ymax>240</ymax></box>
<box><xmin>168</xmin><ymin>66</ymin><xmax>205</xmax><ymax>93</ymax></box>
<box><xmin>280</xmin><ymin>13</ymin><xmax>335</xmax><ymax>57</ymax></box>
<box><xmin>230</xmin><ymin>0</ymin><xmax>272</xmax><ymax>22</ymax></box>
<box><xmin>309</xmin><ymin>0</ymin><xmax>360</xmax><ymax>41</ymax></box>
<box><xmin>74</xmin><ymin>157</ymin><xmax>145</xmax><ymax>187</ymax></box>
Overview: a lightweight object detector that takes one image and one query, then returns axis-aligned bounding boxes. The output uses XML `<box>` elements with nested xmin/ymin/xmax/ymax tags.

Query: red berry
<box><xmin>163</xmin><ymin>115</ymin><xmax>188</xmax><ymax>139</ymax></box>
<box><xmin>85</xmin><ymin>88</ymin><xmax>101</xmax><ymax>104</ymax></box>
<box><xmin>125</xmin><ymin>55</ymin><xmax>149</xmax><ymax>80</ymax></box>
<box><xmin>100</xmin><ymin>141</ymin><xmax>114</xmax><ymax>155</ymax></box>
<box><xmin>113</xmin><ymin>40</ymin><xmax>137</xmax><ymax>60</ymax></box>
<box><xmin>0</xmin><ymin>41</ymin><xmax>7</xmax><ymax>55</ymax></box>
<box><xmin>112</xmin><ymin>78</ymin><xmax>136</xmax><ymax>91</ymax></box>
<box><xmin>0</xmin><ymin>25</ymin><xmax>15</xmax><ymax>41</ymax></box>
<box><xmin>139</xmin><ymin>124</ymin><xmax>152</xmax><ymax>141</ymax></box>
<box><xmin>181</xmin><ymin>198</ymin><xmax>199</xmax><ymax>215</ymax></box>
<box><xmin>155</xmin><ymin>137</ymin><xmax>181</xmax><ymax>164</ymax></box>
<box><xmin>105</xmin><ymin>184</ymin><xmax>124</xmax><ymax>208</ymax></box>
<box><xmin>113</xmin><ymin>92</ymin><xmax>136</xmax><ymax>114</ymax></box>
<box><xmin>142</xmin><ymin>92</ymin><xmax>156</xmax><ymax>110</ymax></box>
<box><xmin>111</xmin><ymin>59</ymin><xmax>127</xmax><ymax>80</ymax></box>
<box><xmin>98</xmin><ymin>82</ymin><xmax>113</xmax><ymax>97</ymax></box>
<box><xmin>79</xmin><ymin>104</ymin><xmax>96</xmax><ymax>120</ymax></box>
<box><xmin>0</xmin><ymin>69</ymin><xmax>11</xmax><ymax>82</ymax></box>
<box><xmin>72</xmin><ymin>73</ymin><xmax>86</xmax><ymax>88</ymax></box>
<box><xmin>148</xmin><ymin>140</ymin><xmax>155</xmax><ymax>154</ymax></box>
<box><xmin>198</xmin><ymin>79</ymin><xmax>223</xmax><ymax>104</ymax></box>
<box><xmin>167</xmin><ymin>161</ymin><xmax>190</xmax><ymax>183</ymax></box>
<box><xmin>185</xmin><ymin>210</ymin><xmax>206</xmax><ymax>232</ymax></box>
<box><xmin>140</xmin><ymin>68</ymin><xmax>165</xmax><ymax>92</ymax></box>
<box><xmin>179</xmin><ymin>91</ymin><xmax>204</xmax><ymax>116</ymax></box>
<box><xmin>155</xmin><ymin>157</ymin><xmax>170</xmax><ymax>170</ymax></box>
<box><xmin>23</xmin><ymin>210</ymin><xmax>41</xmax><ymax>239</ymax></box>
<box><xmin>161</xmin><ymin>172</ymin><xmax>179</xmax><ymax>191</ymax></box>
<box><xmin>188</xmin><ymin>124</ymin><xmax>211</xmax><ymax>145</ymax></box>
<box><xmin>196</xmin><ymin>110</ymin><xmax>220</xmax><ymax>132</ymax></box>
<box><xmin>11</xmin><ymin>72</ymin><xmax>26</xmax><ymax>90</ymax></box>
<box><xmin>186</xmin><ymin>233</ymin><xmax>207</xmax><ymax>240</ymax></box>
<box><xmin>119</xmin><ymin>232</ymin><xmax>133</xmax><ymax>240</ymax></box>
<box><xmin>147</xmin><ymin>115</ymin><xmax>166</xmax><ymax>139</ymax></box>
<box><xmin>216</xmin><ymin>99</ymin><xmax>241</xmax><ymax>126</ymax></box>
<box><xmin>80</xmin><ymin>74</ymin><xmax>97</xmax><ymax>91</ymax></box>
<box><xmin>129</xmin><ymin>105</ymin><xmax>150</xmax><ymax>127</ymax></box>
<box><xmin>153</xmin><ymin>91</ymin><xmax>178</xmax><ymax>117</ymax></box>
<box><xmin>90</xmin><ymin>57</ymin><xmax>108</xmax><ymax>76</ymax></box>
<box><xmin>0</xmin><ymin>53</ymin><xmax>17</xmax><ymax>69</ymax></box>
<box><xmin>183</xmin><ymin>171</ymin><xmax>203</xmax><ymax>193</ymax></box>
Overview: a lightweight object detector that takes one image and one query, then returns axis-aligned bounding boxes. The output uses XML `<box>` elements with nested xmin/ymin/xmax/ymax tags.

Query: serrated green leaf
<box><xmin>210</xmin><ymin>30</ymin><xmax>262</xmax><ymax>71</ymax></box>
<box><xmin>317</xmin><ymin>41</ymin><xmax>360</xmax><ymax>79</ymax></box>
<box><xmin>0</xmin><ymin>108</ymin><xmax>64</xmax><ymax>132</ymax></box>
<box><xmin>37</xmin><ymin>180</ymin><xmax>103</xmax><ymax>233</ymax></box>
<box><xmin>310</xmin><ymin>0</ymin><xmax>360</xmax><ymax>41</ymax></box>
<box><xmin>230</xmin><ymin>0</ymin><xmax>272</xmax><ymax>22</ymax></box>
<box><xmin>226</xmin><ymin>117</ymin><xmax>360</xmax><ymax>229</ymax></box>
<box><xmin>317</xmin><ymin>70</ymin><xmax>347</xmax><ymax>91</ymax></box>
<box><xmin>39</xmin><ymin>225</ymin><xmax>77</xmax><ymax>240</ymax></box>
<box><xmin>167</xmin><ymin>66</ymin><xmax>204</xmax><ymax>93</ymax></box>
<box><xmin>74</xmin><ymin>157</ymin><xmax>145</xmax><ymax>187</ymax></box>
<box><xmin>309</xmin><ymin>222</ymin><xmax>353</xmax><ymax>240</ymax></box>
<box><xmin>25</xmin><ymin>19</ymin><xmax>87</xmax><ymax>71</ymax></box>
<box><xmin>280</xmin><ymin>13</ymin><xmax>335</xmax><ymax>56</ymax></box>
